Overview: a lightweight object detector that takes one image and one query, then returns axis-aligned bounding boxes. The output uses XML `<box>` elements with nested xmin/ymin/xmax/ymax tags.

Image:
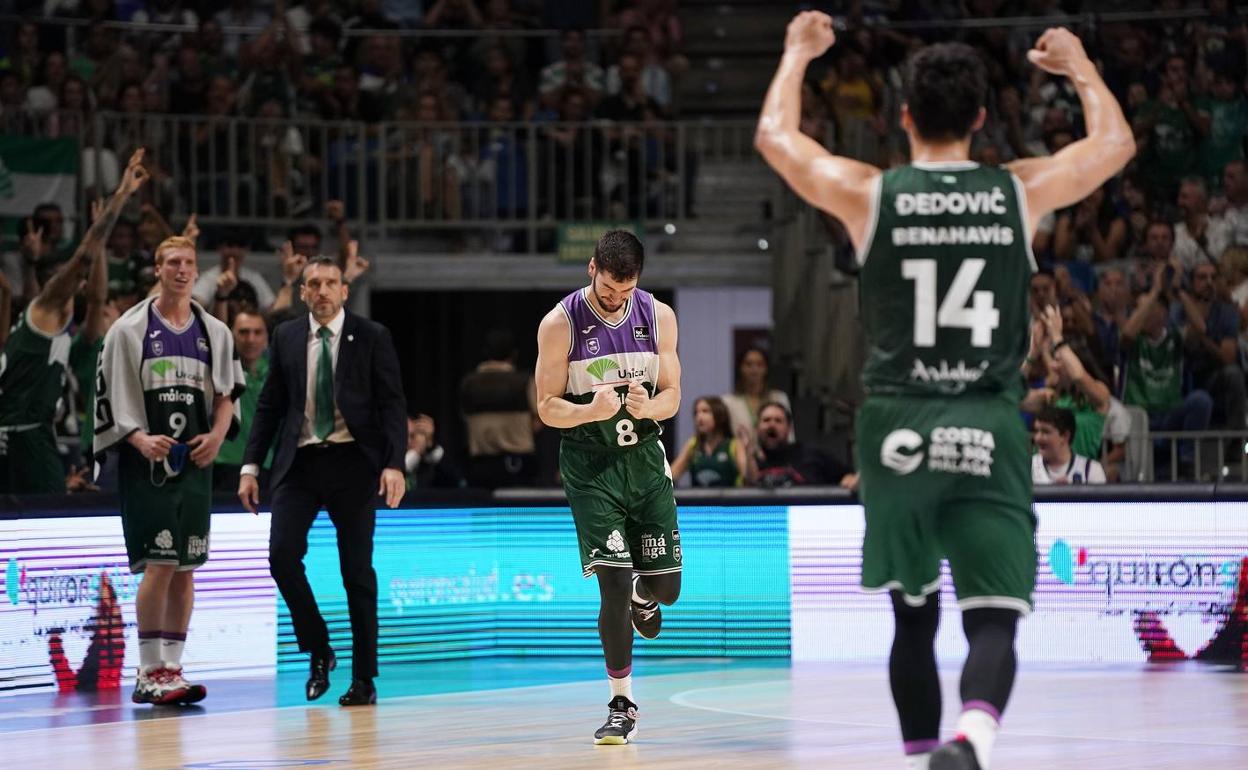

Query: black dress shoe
<box><xmin>338</xmin><ymin>679</ymin><xmax>376</xmax><ymax>706</ymax></box>
<box><xmin>306</xmin><ymin>649</ymin><xmax>336</xmax><ymax>701</ymax></box>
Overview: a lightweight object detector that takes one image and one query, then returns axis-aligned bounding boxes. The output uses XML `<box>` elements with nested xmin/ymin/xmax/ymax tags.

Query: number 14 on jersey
<box><xmin>901</xmin><ymin>258</ymin><xmax>1000</xmax><ymax>348</ymax></box>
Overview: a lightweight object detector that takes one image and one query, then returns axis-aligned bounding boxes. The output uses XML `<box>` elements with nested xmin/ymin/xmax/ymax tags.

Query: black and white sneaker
<box><xmin>593</xmin><ymin>695</ymin><xmax>639</xmax><ymax>745</ymax></box>
<box><xmin>630</xmin><ymin>576</ymin><xmax>661</xmax><ymax>639</ymax></box>
<box><xmin>930</xmin><ymin>737</ymin><xmax>983</xmax><ymax>770</ymax></box>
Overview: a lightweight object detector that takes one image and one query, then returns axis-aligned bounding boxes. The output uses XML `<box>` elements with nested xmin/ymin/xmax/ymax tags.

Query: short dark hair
<box><xmin>758</xmin><ymin>400</ymin><xmax>792</xmax><ymax>424</ymax></box>
<box><xmin>1146</xmin><ymin>219</ymin><xmax>1175</xmax><ymax>239</ymax></box>
<box><xmin>304</xmin><ymin>256</ymin><xmax>340</xmax><ymax>273</ymax></box>
<box><xmin>288</xmin><ymin>223</ymin><xmax>322</xmax><ymax>243</ymax></box>
<box><xmin>483</xmin><ymin>328</ymin><xmax>516</xmax><ymax>361</ymax></box>
<box><xmin>593</xmin><ymin>230</ymin><xmax>645</xmax><ymax>280</ymax></box>
<box><xmin>903</xmin><ymin>42</ymin><xmax>987</xmax><ymax>142</ymax></box>
<box><xmin>1035</xmin><ymin>406</ymin><xmax>1076</xmax><ymax>443</ymax></box>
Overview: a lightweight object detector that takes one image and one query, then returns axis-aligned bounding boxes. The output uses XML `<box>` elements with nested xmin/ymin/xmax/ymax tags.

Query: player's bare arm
<box><xmin>754</xmin><ymin>11</ymin><xmax>880</xmax><ymax>251</ymax></box>
<box><xmin>30</xmin><ymin>148</ymin><xmax>149</xmax><ymax>335</ymax></box>
<box><xmin>535</xmin><ymin>307</ymin><xmax>619</xmax><ymax>429</ymax></box>
<box><xmin>1007</xmin><ymin>29</ymin><xmax>1135</xmax><ymax>234</ymax></box>
<box><xmin>625</xmin><ymin>300</ymin><xmax>681</xmax><ymax>422</ymax></box>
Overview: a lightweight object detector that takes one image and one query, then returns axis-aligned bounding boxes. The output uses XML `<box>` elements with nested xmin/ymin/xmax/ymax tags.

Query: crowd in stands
<box><xmin>0</xmin><ymin>0</ymin><xmax>690</xmax><ymax>233</ymax></box>
<box><xmin>2</xmin><ymin>2</ymin><xmax>1247</xmax><ymax>493</ymax></box>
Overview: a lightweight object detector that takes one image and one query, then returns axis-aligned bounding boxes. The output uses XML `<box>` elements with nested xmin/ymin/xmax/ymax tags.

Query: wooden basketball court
<box><xmin>2</xmin><ymin>661</ymin><xmax>1244</xmax><ymax>769</ymax></box>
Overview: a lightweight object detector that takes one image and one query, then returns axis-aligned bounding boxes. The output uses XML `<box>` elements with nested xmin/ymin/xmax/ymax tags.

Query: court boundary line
<box><xmin>0</xmin><ymin>667</ymin><xmax>781</xmax><ymax>737</ymax></box>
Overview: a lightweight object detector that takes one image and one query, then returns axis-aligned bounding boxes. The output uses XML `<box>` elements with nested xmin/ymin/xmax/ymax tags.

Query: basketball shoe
<box><xmin>630</xmin><ymin>576</ymin><xmax>661</xmax><ymax>639</ymax></box>
<box><xmin>131</xmin><ymin>666</ymin><xmax>189</xmax><ymax>705</ymax></box>
<box><xmin>593</xmin><ymin>695</ymin><xmax>639</xmax><ymax>745</ymax></box>
<box><xmin>163</xmin><ymin>665</ymin><xmax>207</xmax><ymax>704</ymax></box>
<box><xmin>930</xmin><ymin>737</ymin><xmax>983</xmax><ymax>770</ymax></box>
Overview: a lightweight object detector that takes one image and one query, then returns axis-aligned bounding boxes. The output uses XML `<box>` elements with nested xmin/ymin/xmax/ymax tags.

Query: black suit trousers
<box><xmin>268</xmin><ymin>442</ymin><xmax>379</xmax><ymax>680</ymax></box>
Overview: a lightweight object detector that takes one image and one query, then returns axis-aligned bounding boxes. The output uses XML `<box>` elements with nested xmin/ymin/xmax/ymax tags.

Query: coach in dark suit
<box><xmin>239</xmin><ymin>256</ymin><xmax>406</xmax><ymax>707</ymax></box>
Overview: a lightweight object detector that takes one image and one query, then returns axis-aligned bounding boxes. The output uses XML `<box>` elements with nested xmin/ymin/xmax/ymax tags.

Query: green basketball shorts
<box><xmin>0</xmin><ymin>425</ymin><xmax>67</xmax><ymax>494</ymax></box>
<box><xmin>560</xmin><ymin>438</ymin><xmax>683</xmax><ymax>578</ymax></box>
<box><xmin>118</xmin><ymin>444</ymin><xmax>213</xmax><ymax>574</ymax></box>
<box><xmin>856</xmin><ymin>393</ymin><xmax>1036</xmax><ymax>614</ymax></box>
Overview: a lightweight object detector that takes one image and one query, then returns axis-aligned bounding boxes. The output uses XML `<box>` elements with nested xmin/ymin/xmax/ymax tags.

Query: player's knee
<box><xmin>142</xmin><ymin>563</ymin><xmax>176</xmax><ymax>583</ymax></box>
<box><xmin>890</xmin><ymin>590</ymin><xmax>940</xmax><ymax>636</ymax></box>
<box><xmin>643</xmin><ymin>574</ymin><xmax>681</xmax><ymax>605</ymax></box>
<box><xmin>962</xmin><ymin>607</ymin><xmax>1019</xmax><ymax>640</ymax></box>
<box><xmin>595</xmin><ymin>566</ymin><xmax>633</xmax><ymax>603</ymax></box>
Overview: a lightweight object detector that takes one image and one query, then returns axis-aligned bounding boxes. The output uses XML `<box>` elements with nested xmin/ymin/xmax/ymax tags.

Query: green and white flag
<box><xmin>0</xmin><ymin>135</ymin><xmax>78</xmax><ymax>221</ymax></box>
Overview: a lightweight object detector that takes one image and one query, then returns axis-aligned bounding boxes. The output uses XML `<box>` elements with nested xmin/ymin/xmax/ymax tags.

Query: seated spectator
<box><xmin>1024</xmin><ymin>306</ymin><xmax>1112</xmax><ymax>462</ymax></box>
<box><xmin>1032</xmin><ymin>406</ymin><xmax>1107</xmax><ymax>485</ymax></box>
<box><xmin>193</xmin><ymin>229</ymin><xmax>276</xmax><ymax>312</ymax></box>
<box><xmin>1212</xmin><ymin>160</ymin><xmax>1248</xmax><ymax>247</ymax></box>
<box><xmin>722</xmin><ymin>346</ymin><xmax>792</xmax><ymax>445</ymax></box>
<box><xmin>1092</xmin><ymin>268</ymin><xmax>1129</xmax><ymax>389</ymax></box>
<box><xmin>1121</xmin><ymin>262</ymin><xmax>1213</xmax><ymax>463</ymax></box>
<box><xmin>0</xmin><ymin>19</ymin><xmax>44</xmax><ymax>87</ymax></box>
<box><xmin>1053</xmin><ymin>183</ymin><xmax>1128</xmax><ymax>264</ymax></box>
<box><xmin>1133</xmin><ymin>54</ymin><xmax>1198</xmax><ymax>205</ymax></box>
<box><xmin>1173</xmin><ymin>177</ymin><xmax>1232</xmax><ymax>273</ymax></box>
<box><xmin>671</xmin><ymin>396</ymin><xmax>745</xmax><ymax>488</ymax></box>
<box><xmin>214</xmin><ymin>307</ymin><xmax>271</xmax><ymax>493</ymax></box>
<box><xmin>471</xmin><ymin>44</ymin><xmax>534</xmax><ymax>119</ymax></box>
<box><xmin>1196</xmin><ymin>69</ymin><xmax>1246</xmax><ymax>194</ymax></box>
<box><xmin>214</xmin><ymin>0</ymin><xmax>271</xmax><ymax>59</ymax></box>
<box><xmin>1171</xmin><ymin>261</ymin><xmax>1246</xmax><ymax>429</ymax></box>
<box><xmin>459</xmin><ymin>329</ymin><xmax>540</xmax><ymax>489</ymax></box>
<box><xmin>26</xmin><ymin>50</ymin><xmax>68</xmax><ymax>114</ymax></box>
<box><xmin>539</xmin><ymin>29</ymin><xmax>603</xmax><ymax>110</ymax></box>
<box><xmin>404</xmin><ymin>414</ymin><xmax>464</xmax><ymax>489</ymax></box>
<box><xmin>746</xmin><ymin>402</ymin><xmax>851</xmax><ymax>488</ymax></box>
<box><xmin>1129</xmin><ymin>220</ymin><xmax>1176</xmax><ymax>297</ymax></box>
<box><xmin>605</xmin><ymin>26</ymin><xmax>671</xmax><ymax>109</ymax></box>
<box><xmin>537</xmin><ymin>87</ymin><xmax>602</xmax><ymax>220</ymax></box>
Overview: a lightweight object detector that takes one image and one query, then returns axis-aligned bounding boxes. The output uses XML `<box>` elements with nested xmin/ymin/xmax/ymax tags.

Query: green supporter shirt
<box><xmin>1123</xmin><ymin>326</ymin><xmax>1183</xmax><ymax>413</ymax></box>
<box><xmin>1139</xmin><ymin>100</ymin><xmax>1197</xmax><ymax>193</ymax></box>
<box><xmin>216</xmin><ymin>354</ymin><xmax>272</xmax><ymax>467</ymax></box>
<box><xmin>1054</xmin><ymin>393</ymin><xmax>1105</xmax><ymax>460</ymax></box>
<box><xmin>1197</xmin><ymin>95</ymin><xmax>1248</xmax><ymax>191</ymax></box>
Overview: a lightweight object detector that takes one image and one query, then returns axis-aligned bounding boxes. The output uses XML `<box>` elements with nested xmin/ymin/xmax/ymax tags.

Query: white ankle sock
<box><xmin>608</xmin><ymin>674</ymin><xmax>633</xmax><ymax>702</ymax></box>
<box><xmin>160</xmin><ymin>638</ymin><xmax>185</xmax><ymax>666</ymax></box>
<box><xmin>905</xmin><ymin>755</ymin><xmax>930</xmax><ymax>770</ymax></box>
<box><xmin>138</xmin><ymin>636</ymin><xmax>162</xmax><ymax>669</ymax></box>
<box><xmin>956</xmin><ymin>707</ymin><xmax>999</xmax><ymax>770</ymax></box>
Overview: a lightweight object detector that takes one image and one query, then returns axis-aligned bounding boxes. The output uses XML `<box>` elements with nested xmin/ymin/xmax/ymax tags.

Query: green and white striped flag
<box><xmin>0</xmin><ymin>135</ymin><xmax>77</xmax><ymax>221</ymax></box>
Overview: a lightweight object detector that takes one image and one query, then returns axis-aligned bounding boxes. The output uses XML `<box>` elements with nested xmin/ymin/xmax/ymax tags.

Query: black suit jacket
<box><xmin>244</xmin><ymin>311</ymin><xmax>407</xmax><ymax>490</ymax></box>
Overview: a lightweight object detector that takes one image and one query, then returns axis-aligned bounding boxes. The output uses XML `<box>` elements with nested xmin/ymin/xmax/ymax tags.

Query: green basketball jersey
<box><xmin>859</xmin><ymin>162</ymin><xmax>1034</xmax><ymax>398</ymax></box>
<box><xmin>0</xmin><ymin>306</ymin><xmax>71</xmax><ymax>427</ymax></box>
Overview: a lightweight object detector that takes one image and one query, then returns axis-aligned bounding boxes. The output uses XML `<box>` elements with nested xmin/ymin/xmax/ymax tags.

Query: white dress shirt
<box><xmin>241</xmin><ymin>309</ymin><xmax>353</xmax><ymax>478</ymax></box>
<box><xmin>298</xmin><ymin>309</ymin><xmax>354</xmax><ymax>447</ymax></box>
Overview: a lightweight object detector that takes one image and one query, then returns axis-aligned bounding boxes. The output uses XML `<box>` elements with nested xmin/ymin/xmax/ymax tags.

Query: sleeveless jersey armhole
<box><xmin>1009</xmin><ymin>171</ymin><xmax>1039</xmax><ymax>273</ymax></box>
<box><xmin>856</xmin><ymin>173</ymin><xmax>885</xmax><ymax>268</ymax></box>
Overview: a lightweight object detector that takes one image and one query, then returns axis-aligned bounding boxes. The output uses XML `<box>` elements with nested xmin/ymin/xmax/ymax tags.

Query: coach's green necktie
<box><xmin>314</xmin><ymin>326</ymin><xmax>335</xmax><ymax>440</ymax></box>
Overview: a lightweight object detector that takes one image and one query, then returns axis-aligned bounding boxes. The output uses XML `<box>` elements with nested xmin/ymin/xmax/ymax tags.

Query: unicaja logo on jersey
<box><xmin>881</xmin><ymin>429</ymin><xmax>925</xmax><ymax>475</ymax></box>
<box><xmin>586</xmin><ymin>357</ymin><xmax>621</xmax><ymax>382</ymax></box>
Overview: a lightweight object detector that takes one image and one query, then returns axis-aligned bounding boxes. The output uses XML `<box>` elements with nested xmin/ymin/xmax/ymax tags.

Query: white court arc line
<box><xmin>0</xmin><ymin>667</ymin><xmax>760</xmax><ymax>736</ymax></box>
<box><xmin>668</xmin><ymin>680</ymin><xmax>1248</xmax><ymax>750</ymax></box>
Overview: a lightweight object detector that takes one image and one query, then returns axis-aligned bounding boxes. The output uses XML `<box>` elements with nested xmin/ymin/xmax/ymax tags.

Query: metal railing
<box><xmin>1144</xmin><ymin>431</ymin><xmax>1248</xmax><ymax>484</ymax></box>
<box><xmin>57</xmin><ymin>112</ymin><xmax>765</xmax><ymax>243</ymax></box>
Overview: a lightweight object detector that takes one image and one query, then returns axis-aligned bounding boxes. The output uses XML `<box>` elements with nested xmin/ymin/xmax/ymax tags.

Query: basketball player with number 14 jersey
<box><xmin>535</xmin><ymin>230</ymin><xmax>683</xmax><ymax>745</ymax></box>
<box><xmin>757</xmin><ymin>12</ymin><xmax>1134</xmax><ymax>770</ymax></box>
